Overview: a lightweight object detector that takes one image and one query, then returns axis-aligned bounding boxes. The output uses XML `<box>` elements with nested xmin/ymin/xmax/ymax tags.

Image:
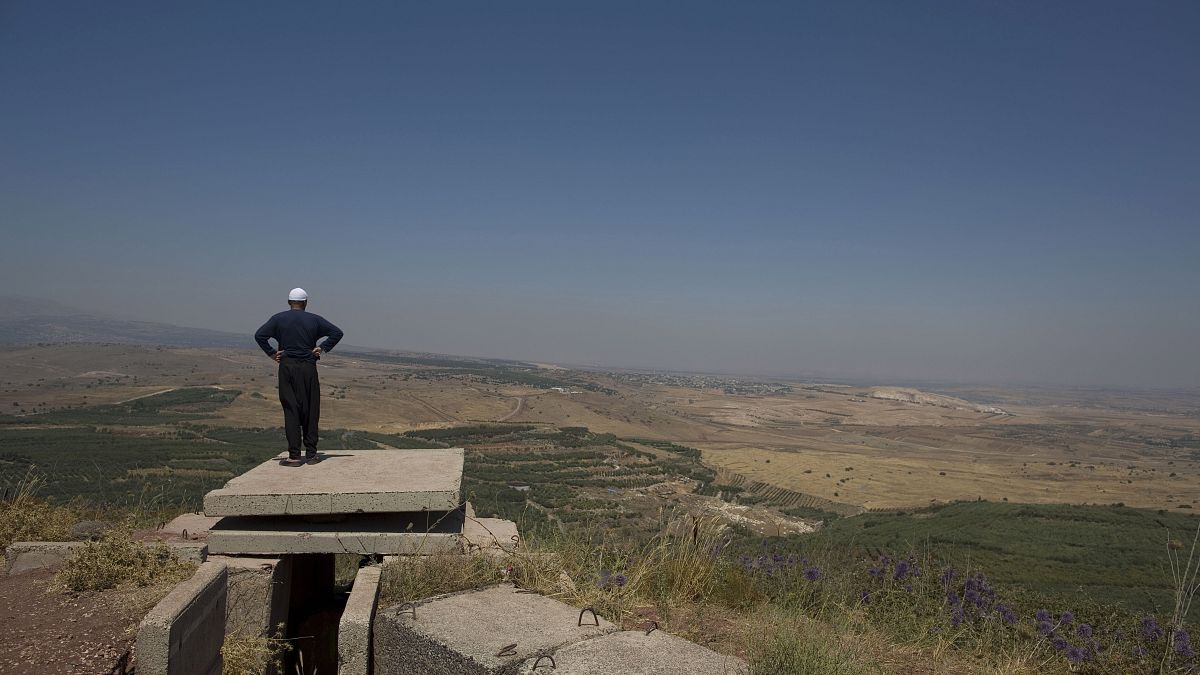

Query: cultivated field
<box><xmin>3</xmin><ymin>344</ymin><xmax>1200</xmax><ymax>613</ymax></box>
<box><xmin>2</xmin><ymin>345</ymin><xmax>1198</xmax><ymax>514</ymax></box>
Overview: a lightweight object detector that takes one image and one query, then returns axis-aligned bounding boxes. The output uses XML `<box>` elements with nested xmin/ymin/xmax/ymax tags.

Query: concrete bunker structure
<box><xmin>137</xmin><ymin>447</ymin><xmax>490</xmax><ymax>675</ymax></box>
<box><xmin>128</xmin><ymin>446</ymin><xmax>743</xmax><ymax>674</ymax></box>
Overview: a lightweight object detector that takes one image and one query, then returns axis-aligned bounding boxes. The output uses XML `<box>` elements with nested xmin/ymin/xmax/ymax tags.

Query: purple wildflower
<box><xmin>996</xmin><ymin>604</ymin><xmax>1017</xmax><ymax>625</ymax></box>
<box><xmin>1059</xmin><ymin>610</ymin><xmax>1074</xmax><ymax>626</ymax></box>
<box><xmin>950</xmin><ymin>606</ymin><xmax>964</xmax><ymax>628</ymax></box>
<box><xmin>1038</xmin><ymin>621</ymin><xmax>1054</xmax><ymax>636</ymax></box>
<box><xmin>946</xmin><ymin>591</ymin><xmax>961</xmax><ymax>606</ymax></box>
<box><xmin>939</xmin><ymin>567</ymin><xmax>956</xmax><ymax>587</ymax></box>
<box><xmin>1066</xmin><ymin>645</ymin><xmax>1086</xmax><ymax>663</ymax></box>
<box><xmin>903</xmin><ymin>583</ymin><xmax>913</xmax><ymax>593</ymax></box>
<box><xmin>964</xmin><ymin>589</ymin><xmax>981</xmax><ymax>607</ymax></box>
<box><xmin>858</xmin><ymin>590</ymin><xmax>871</xmax><ymax>604</ymax></box>
<box><xmin>1035</xmin><ymin>609</ymin><xmax>1051</xmax><ymax>622</ymax></box>
<box><xmin>613</xmin><ymin>574</ymin><xmax>627</xmax><ymax>588</ymax></box>
<box><xmin>1052</xmin><ymin>637</ymin><xmax>1069</xmax><ymax>651</ymax></box>
<box><xmin>867</xmin><ymin>567</ymin><xmax>882</xmax><ymax>579</ymax></box>
<box><xmin>1141</xmin><ymin>617</ymin><xmax>1164</xmax><ymax>642</ymax></box>
<box><xmin>893</xmin><ymin>560</ymin><xmax>910</xmax><ymax>581</ymax></box>
<box><xmin>1174</xmin><ymin>629</ymin><xmax>1194</xmax><ymax>659</ymax></box>
<box><xmin>803</xmin><ymin>567</ymin><xmax>821</xmax><ymax>581</ymax></box>
<box><xmin>1077</xmin><ymin>624</ymin><xmax>1093</xmax><ymax>639</ymax></box>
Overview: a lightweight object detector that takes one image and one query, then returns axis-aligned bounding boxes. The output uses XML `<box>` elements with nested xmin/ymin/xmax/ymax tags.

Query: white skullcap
<box><xmin>288</xmin><ymin>288</ymin><xmax>308</xmax><ymax>301</ymax></box>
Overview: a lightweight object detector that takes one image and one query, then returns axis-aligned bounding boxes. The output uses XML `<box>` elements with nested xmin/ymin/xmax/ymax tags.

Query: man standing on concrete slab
<box><xmin>255</xmin><ymin>288</ymin><xmax>344</xmax><ymax>467</ymax></box>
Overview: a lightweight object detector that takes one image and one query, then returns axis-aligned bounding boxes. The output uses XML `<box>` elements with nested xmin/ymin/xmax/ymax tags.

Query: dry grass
<box><xmin>0</xmin><ymin>474</ymin><xmax>78</xmax><ymax>549</ymax></box>
<box><xmin>221</xmin><ymin>624</ymin><xmax>291</xmax><ymax>675</ymax></box>
<box><xmin>53</xmin><ymin>525</ymin><xmax>196</xmax><ymax>593</ymax></box>
<box><xmin>379</xmin><ymin>553</ymin><xmax>505</xmax><ymax>605</ymax></box>
<box><xmin>702</xmin><ymin>442</ymin><xmax>1200</xmax><ymax>511</ymax></box>
<box><xmin>496</xmin><ymin>513</ymin><xmax>737</xmax><ymax>626</ymax></box>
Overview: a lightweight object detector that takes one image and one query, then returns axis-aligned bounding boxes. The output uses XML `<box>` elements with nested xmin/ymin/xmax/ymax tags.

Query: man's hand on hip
<box><xmin>272</xmin><ymin>352</ymin><xmax>282</xmax><ymax>364</ymax></box>
<box><xmin>312</xmin><ymin>347</ymin><xmax>323</xmax><ymax>359</ymax></box>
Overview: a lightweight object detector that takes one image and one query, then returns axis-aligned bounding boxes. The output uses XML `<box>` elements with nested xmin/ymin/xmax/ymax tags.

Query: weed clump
<box><xmin>0</xmin><ymin>474</ymin><xmax>77</xmax><ymax>549</ymax></box>
<box><xmin>54</xmin><ymin>526</ymin><xmax>196</xmax><ymax>593</ymax></box>
<box><xmin>221</xmin><ymin>624</ymin><xmax>291</xmax><ymax>675</ymax></box>
<box><xmin>379</xmin><ymin>554</ymin><xmax>504</xmax><ymax>604</ymax></box>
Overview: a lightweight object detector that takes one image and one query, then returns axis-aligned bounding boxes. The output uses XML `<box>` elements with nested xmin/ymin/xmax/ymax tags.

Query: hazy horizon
<box><xmin>3</xmin><ymin>3</ymin><xmax>1198</xmax><ymax>388</ymax></box>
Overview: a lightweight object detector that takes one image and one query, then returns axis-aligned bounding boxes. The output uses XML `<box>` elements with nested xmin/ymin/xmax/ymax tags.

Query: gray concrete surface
<box><xmin>4</xmin><ymin>541</ymin><xmax>84</xmax><ymax>575</ymax></box>
<box><xmin>374</xmin><ymin>584</ymin><xmax>616</xmax><ymax>674</ymax></box>
<box><xmin>210</xmin><ymin>555</ymin><xmax>293</xmax><ymax>640</ymax></box>
<box><xmin>203</xmin><ymin>449</ymin><xmax>464</xmax><ymax>516</ymax></box>
<box><xmin>462</xmin><ymin>518</ymin><xmax>520</xmax><ymax>557</ymax></box>
<box><xmin>137</xmin><ymin>561</ymin><xmax>228</xmax><ymax>675</ymax></box>
<box><xmin>516</xmin><ymin>630</ymin><xmax>749</xmax><ymax>674</ymax></box>
<box><xmin>163</xmin><ymin>512</ymin><xmax>223</xmax><ymax>540</ymax></box>
<box><xmin>208</xmin><ymin>511</ymin><xmax>464</xmax><ymax>555</ymax></box>
<box><xmin>4</xmin><ymin>540</ymin><xmax>203</xmax><ymax>575</ymax></box>
<box><xmin>338</xmin><ymin>565</ymin><xmax>382</xmax><ymax>675</ymax></box>
<box><xmin>165</xmin><ymin>541</ymin><xmax>209</xmax><ymax>564</ymax></box>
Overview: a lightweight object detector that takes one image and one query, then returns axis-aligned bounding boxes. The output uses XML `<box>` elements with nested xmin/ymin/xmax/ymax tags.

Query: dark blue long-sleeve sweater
<box><xmin>255</xmin><ymin>310</ymin><xmax>344</xmax><ymax>362</ymax></box>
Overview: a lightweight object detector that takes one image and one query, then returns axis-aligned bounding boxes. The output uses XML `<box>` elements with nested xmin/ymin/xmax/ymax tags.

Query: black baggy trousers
<box><xmin>278</xmin><ymin>358</ymin><xmax>320</xmax><ymax>458</ymax></box>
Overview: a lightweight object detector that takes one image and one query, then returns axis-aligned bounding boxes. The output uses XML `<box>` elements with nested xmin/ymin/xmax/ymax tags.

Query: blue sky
<box><xmin>2</xmin><ymin>2</ymin><xmax>1197</xmax><ymax>387</ymax></box>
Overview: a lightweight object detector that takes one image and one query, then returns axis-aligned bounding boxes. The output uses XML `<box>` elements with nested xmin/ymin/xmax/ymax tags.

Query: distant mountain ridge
<box><xmin>0</xmin><ymin>296</ymin><xmax>249</xmax><ymax>349</ymax></box>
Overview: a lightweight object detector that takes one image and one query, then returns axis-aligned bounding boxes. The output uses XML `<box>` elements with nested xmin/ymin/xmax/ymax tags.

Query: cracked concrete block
<box><xmin>203</xmin><ymin>449</ymin><xmax>464</xmax><ymax>516</ymax></box>
<box><xmin>137</xmin><ymin>561</ymin><xmax>228</xmax><ymax>675</ymax></box>
<box><xmin>374</xmin><ymin>584</ymin><xmax>616</xmax><ymax>675</ymax></box>
<box><xmin>515</xmin><ymin>630</ymin><xmax>749</xmax><ymax>674</ymax></box>
<box><xmin>338</xmin><ymin>565</ymin><xmax>382</xmax><ymax>675</ymax></box>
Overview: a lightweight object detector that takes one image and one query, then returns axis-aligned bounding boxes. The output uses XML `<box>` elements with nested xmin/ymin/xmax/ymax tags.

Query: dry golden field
<box><xmin>2</xmin><ymin>344</ymin><xmax>1197</xmax><ymax>512</ymax></box>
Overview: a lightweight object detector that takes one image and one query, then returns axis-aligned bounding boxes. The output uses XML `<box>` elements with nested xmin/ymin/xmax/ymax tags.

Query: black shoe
<box><xmin>281</xmin><ymin>457</ymin><xmax>304</xmax><ymax>467</ymax></box>
<box><xmin>305</xmin><ymin>453</ymin><xmax>323</xmax><ymax>464</ymax></box>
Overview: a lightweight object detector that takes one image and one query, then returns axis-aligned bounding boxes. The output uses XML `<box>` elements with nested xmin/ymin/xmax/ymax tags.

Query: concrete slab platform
<box><xmin>203</xmin><ymin>449</ymin><xmax>464</xmax><ymax>517</ymax></box>
<box><xmin>516</xmin><ymin>630</ymin><xmax>748</xmax><ymax>674</ymax></box>
<box><xmin>374</xmin><ymin>584</ymin><xmax>617</xmax><ymax>674</ymax></box>
<box><xmin>207</xmin><ymin>511</ymin><xmax>465</xmax><ymax>556</ymax></box>
<box><xmin>338</xmin><ymin>565</ymin><xmax>382</xmax><ymax>675</ymax></box>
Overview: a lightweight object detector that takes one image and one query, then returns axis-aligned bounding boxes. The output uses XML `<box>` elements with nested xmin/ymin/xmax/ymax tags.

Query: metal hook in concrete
<box><xmin>578</xmin><ymin>608</ymin><xmax>599</xmax><ymax>626</ymax></box>
<box><xmin>496</xmin><ymin>643</ymin><xmax>518</xmax><ymax>657</ymax></box>
<box><xmin>531</xmin><ymin>654</ymin><xmax>556</xmax><ymax>670</ymax></box>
